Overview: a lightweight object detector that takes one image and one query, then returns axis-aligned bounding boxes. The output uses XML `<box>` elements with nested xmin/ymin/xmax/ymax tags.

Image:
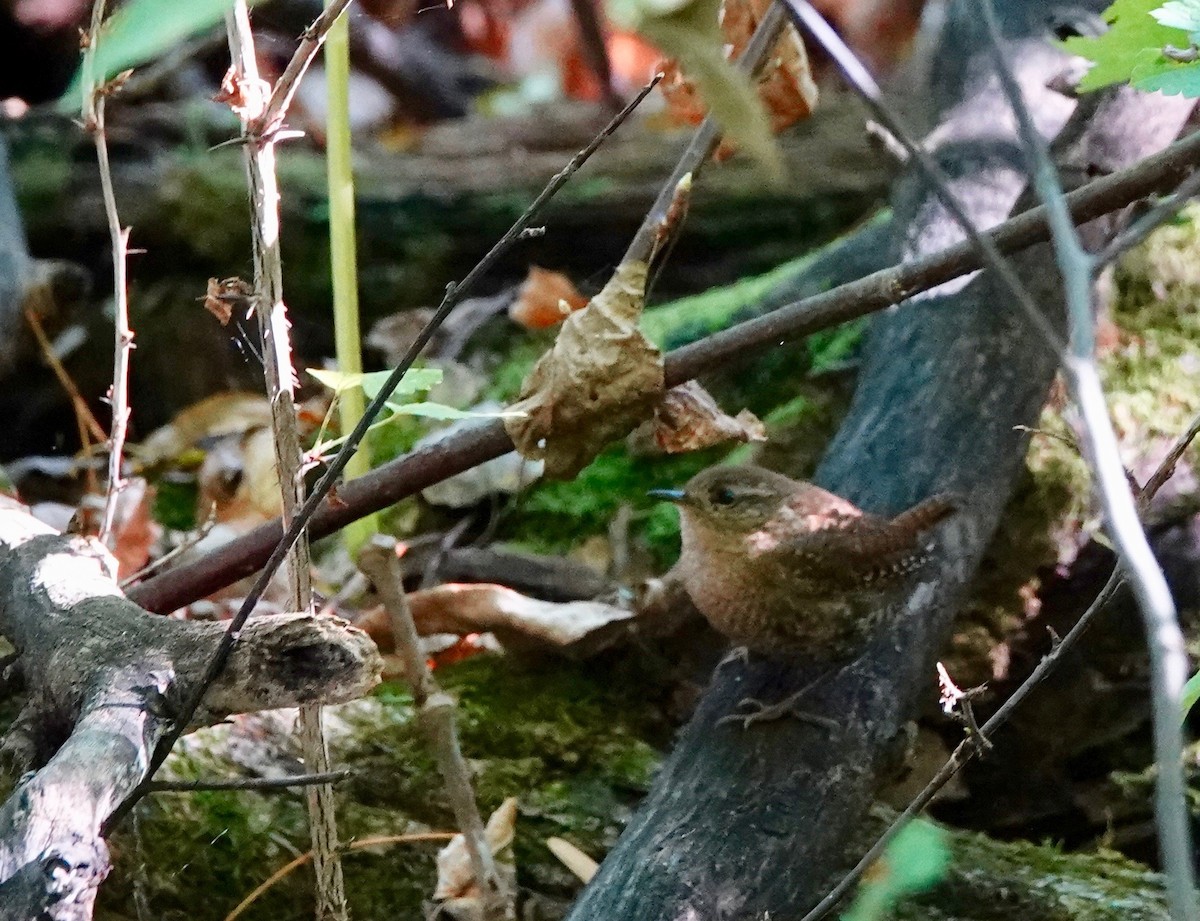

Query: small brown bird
<box><xmin>651</xmin><ymin>465</ymin><xmax>958</xmax><ymax>726</ymax></box>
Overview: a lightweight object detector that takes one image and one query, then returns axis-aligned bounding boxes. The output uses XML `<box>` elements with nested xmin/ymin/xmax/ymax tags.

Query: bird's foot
<box><xmin>717</xmin><ymin>679</ymin><xmax>838</xmax><ymax>733</ymax></box>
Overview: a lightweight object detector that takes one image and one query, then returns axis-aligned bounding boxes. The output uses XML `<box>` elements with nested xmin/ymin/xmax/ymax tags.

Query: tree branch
<box><xmin>0</xmin><ymin>499</ymin><xmax>379</xmax><ymax>920</ymax></box>
<box><xmin>129</xmin><ymin>123</ymin><xmax>1200</xmax><ymax>615</ymax></box>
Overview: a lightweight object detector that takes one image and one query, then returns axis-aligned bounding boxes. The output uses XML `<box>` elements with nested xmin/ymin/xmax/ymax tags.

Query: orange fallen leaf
<box><xmin>509</xmin><ymin>266</ymin><xmax>589</xmax><ymax>330</ymax></box>
<box><xmin>659</xmin><ymin>0</ymin><xmax>818</xmax><ymax>160</ymax></box>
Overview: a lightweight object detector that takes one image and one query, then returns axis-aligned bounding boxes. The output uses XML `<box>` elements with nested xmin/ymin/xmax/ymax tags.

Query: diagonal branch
<box><xmin>978</xmin><ymin>3</ymin><xmax>1197</xmax><ymax>915</ymax></box>
<box><xmin>128</xmin><ymin>124</ymin><xmax>1200</xmax><ymax>615</ymax></box>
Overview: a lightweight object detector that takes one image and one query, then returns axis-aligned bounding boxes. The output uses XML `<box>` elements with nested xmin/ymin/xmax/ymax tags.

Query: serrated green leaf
<box><xmin>607</xmin><ymin>0</ymin><xmax>782</xmax><ymax>180</ymax></box>
<box><xmin>1063</xmin><ymin>0</ymin><xmax>1190</xmax><ymax>91</ymax></box>
<box><xmin>307</xmin><ymin>367</ymin><xmax>443</xmax><ymax>399</ymax></box>
<box><xmin>62</xmin><ymin>0</ymin><xmax>266</xmax><ymax>109</ymax></box>
<box><xmin>1152</xmin><ymin>0</ymin><xmax>1200</xmax><ymax>40</ymax></box>
<box><xmin>383</xmin><ymin>401</ymin><xmax>527</xmax><ymax>421</ymax></box>
<box><xmin>1132</xmin><ymin>55</ymin><xmax>1200</xmax><ymax>92</ymax></box>
<box><xmin>1182</xmin><ymin>669</ymin><xmax>1200</xmax><ymax>722</ymax></box>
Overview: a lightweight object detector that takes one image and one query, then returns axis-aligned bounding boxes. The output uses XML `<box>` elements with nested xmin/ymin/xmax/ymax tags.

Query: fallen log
<box><xmin>0</xmin><ymin>496</ymin><xmax>380</xmax><ymax>920</ymax></box>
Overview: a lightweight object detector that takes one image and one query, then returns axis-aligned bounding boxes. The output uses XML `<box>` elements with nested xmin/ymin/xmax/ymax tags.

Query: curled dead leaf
<box><xmin>433</xmin><ymin>798</ymin><xmax>518</xmax><ymax>919</ymax></box>
<box><xmin>214</xmin><ymin>66</ymin><xmax>270</xmax><ymax>121</ymax></box>
<box><xmin>509</xmin><ymin>266</ymin><xmax>589</xmax><ymax>330</ymax></box>
<box><xmin>506</xmin><ymin>260</ymin><xmax>664</xmax><ymax>479</ymax></box>
<box><xmin>652</xmin><ymin>380</ymin><xmax>766</xmax><ymax>453</ymax></box>
<box><xmin>406</xmin><ymin>583</ymin><xmax>636</xmax><ymax>658</ymax></box>
<box><xmin>202</xmin><ymin>276</ymin><xmax>255</xmax><ymax>326</ymax></box>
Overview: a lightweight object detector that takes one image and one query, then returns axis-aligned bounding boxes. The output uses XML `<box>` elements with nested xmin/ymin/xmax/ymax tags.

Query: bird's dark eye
<box><xmin>712</xmin><ymin>486</ymin><xmax>737</xmax><ymax>505</ymax></box>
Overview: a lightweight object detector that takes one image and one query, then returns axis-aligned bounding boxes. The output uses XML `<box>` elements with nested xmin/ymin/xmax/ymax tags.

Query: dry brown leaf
<box><xmin>506</xmin><ymin>260</ymin><xmax>664</xmax><ymax>479</ymax></box>
<box><xmin>659</xmin><ymin>0</ymin><xmax>818</xmax><ymax>160</ymax></box>
<box><xmin>108</xmin><ymin>477</ymin><xmax>159</xmax><ymax>579</ymax></box>
<box><xmin>137</xmin><ymin>392</ymin><xmax>274</xmax><ymax>468</ymax></box>
<box><xmin>433</xmin><ymin>797</ymin><xmax>518</xmax><ymax>920</ymax></box>
<box><xmin>406</xmin><ymin>583</ymin><xmax>636</xmax><ymax>658</ymax></box>
<box><xmin>201</xmin><ymin>277</ymin><xmax>254</xmax><ymax>326</ymax></box>
<box><xmin>652</xmin><ymin>380</ymin><xmax>766</xmax><ymax>453</ymax></box>
<box><xmin>509</xmin><ymin>266</ymin><xmax>589</xmax><ymax>330</ymax></box>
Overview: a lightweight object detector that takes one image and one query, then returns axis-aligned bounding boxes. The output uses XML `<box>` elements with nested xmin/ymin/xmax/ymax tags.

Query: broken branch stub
<box><xmin>506</xmin><ymin>260</ymin><xmax>665</xmax><ymax>479</ymax></box>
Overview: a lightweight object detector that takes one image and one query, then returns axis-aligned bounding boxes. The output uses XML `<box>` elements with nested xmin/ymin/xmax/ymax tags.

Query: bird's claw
<box><xmin>717</xmin><ymin>693</ymin><xmax>839</xmax><ymax>732</ymax></box>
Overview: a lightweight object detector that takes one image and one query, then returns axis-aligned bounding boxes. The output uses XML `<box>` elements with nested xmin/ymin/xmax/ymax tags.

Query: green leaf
<box><xmin>1063</xmin><ymin>0</ymin><xmax>1190</xmax><ymax>91</ymax></box>
<box><xmin>1132</xmin><ymin>56</ymin><xmax>1200</xmax><ymax>93</ymax></box>
<box><xmin>1153</xmin><ymin>0</ymin><xmax>1200</xmax><ymax>40</ymax></box>
<box><xmin>63</xmin><ymin>0</ymin><xmax>266</xmax><ymax>108</ymax></box>
<box><xmin>383</xmin><ymin>401</ymin><xmax>527</xmax><ymax>421</ymax></box>
<box><xmin>841</xmin><ymin>819</ymin><xmax>950</xmax><ymax>921</ymax></box>
<box><xmin>307</xmin><ymin>367</ymin><xmax>443</xmax><ymax>399</ymax></box>
<box><xmin>1182</xmin><ymin>669</ymin><xmax>1200</xmax><ymax>722</ymax></box>
<box><xmin>607</xmin><ymin>0</ymin><xmax>782</xmax><ymax>180</ymax></box>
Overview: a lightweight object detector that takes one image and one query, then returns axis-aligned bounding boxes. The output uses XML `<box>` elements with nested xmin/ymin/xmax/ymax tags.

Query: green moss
<box><xmin>896</xmin><ymin>826</ymin><xmax>1167</xmax><ymax>921</ymax></box>
<box><xmin>500</xmin><ymin>445</ymin><xmax>718</xmax><ymax>566</ymax></box>
<box><xmin>345</xmin><ymin>655</ymin><xmax>667</xmax><ymax>900</ymax></box>
<box><xmin>151</xmin><ymin>477</ymin><xmax>198</xmax><ymax>532</ymax></box>
<box><xmin>97</xmin><ymin>651</ymin><xmax>667</xmax><ymax>920</ymax></box>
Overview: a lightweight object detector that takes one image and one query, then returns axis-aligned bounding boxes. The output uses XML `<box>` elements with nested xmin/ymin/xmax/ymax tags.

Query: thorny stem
<box><xmin>128</xmin><ymin>124</ymin><xmax>1200</xmax><ymax>615</ymax></box>
<box><xmin>799</xmin><ymin>407</ymin><xmax>1200</xmax><ymax>921</ymax></box>
<box><xmin>121</xmin><ymin>72</ymin><xmax>661</xmax><ymax>822</ymax></box>
<box><xmin>83</xmin><ymin>0</ymin><xmax>134</xmax><ymax>546</ymax></box>
<box><xmin>359</xmin><ymin>538</ymin><xmax>509</xmax><ymax>920</ymax></box>
<box><xmin>257</xmin><ymin>0</ymin><xmax>356</xmax><ymax>140</ymax></box>
<box><xmin>227</xmin><ymin>4</ymin><xmax>347</xmax><ymax>918</ymax></box>
<box><xmin>978</xmin><ymin>2</ymin><xmax>1197</xmax><ymax>917</ymax></box>
<box><xmin>780</xmin><ymin>0</ymin><xmax>1066</xmax><ymax>354</ymax></box>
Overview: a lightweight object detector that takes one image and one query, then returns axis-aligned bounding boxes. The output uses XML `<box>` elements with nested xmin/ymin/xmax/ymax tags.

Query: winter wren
<box><xmin>651</xmin><ymin>465</ymin><xmax>957</xmax><ymax>724</ymax></box>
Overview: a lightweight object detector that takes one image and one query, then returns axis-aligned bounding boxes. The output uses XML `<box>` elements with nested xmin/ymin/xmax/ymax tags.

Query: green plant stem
<box><xmin>325</xmin><ymin>0</ymin><xmax>375</xmax><ymax>550</ymax></box>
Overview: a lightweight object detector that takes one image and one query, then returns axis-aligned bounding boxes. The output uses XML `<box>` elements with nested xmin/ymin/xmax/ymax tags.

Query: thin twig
<box><xmin>1096</xmin><ymin>155</ymin><xmax>1200</xmax><ymax>266</ymax></box>
<box><xmin>225</xmin><ymin>4</ymin><xmax>347</xmax><ymax>917</ymax></box>
<box><xmin>128</xmin><ymin>124</ymin><xmax>1200</xmax><ymax>615</ymax></box>
<box><xmin>122</xmin><ymin>72</ymin><xmax>661</xmax><ymax>817</ymax></box>
<box><xmin>256</xmin><ymin>0</ymin><xmax>355</xmax><ymax>140</ymax></box>
<box><xmin>22</xmin><ymin>301</ymin><xmax>107</xmax><ymax>497</ymax></box>
<box><xmin>148</xmin><ymin>770</ymin><xmax>351</xmax><ymax>793</ymax></box>
<box><xmin>780</xmin><ymin>0</ymin><xmax>1066</xmax><ymax>354</ymax></box>
<box><xmin>223</xmin><ymin>832</ymin><xmax>456</xmax><ymax>921</ymax></box>
<box><xmin>119</xmin><ymin>505</ymin><xmax>217</xmax><ymax>589</ymax></box>
<box><xmin>799</xmin><ymin>408</ymin><xmax>1200</xmax><ymax>921</ymax></box>
<box><xmin>977</xmin><ymin>3</ymin><xmax>1197</xmax><ymax>916</ymax></box>
<box><xmin>83</xmin><ymin>0</ymin><xmax>135</xmax><ymax>546</ymax></box>
<box><xmin>359</xmin><ymin>537</ymin><xmax>509</xmax><ymax>920</ymax></box>
<box><xmin>625</xmin><ymin>3</ymin><xmax>786</xmax><ymax>271</ymax></box>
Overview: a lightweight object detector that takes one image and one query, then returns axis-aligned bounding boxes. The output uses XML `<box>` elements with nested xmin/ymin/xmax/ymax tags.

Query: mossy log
<box><xmin>564</xmin><ymin>2</ymin><xmax>1198</xmax><ymax>918</ymax></box>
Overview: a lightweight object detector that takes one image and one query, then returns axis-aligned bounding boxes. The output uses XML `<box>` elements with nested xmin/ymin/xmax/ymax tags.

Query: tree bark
<box><xmin>564</xmin><ymin>3</ymin><xmax>1196</xmax><ymax>919</ymax></box>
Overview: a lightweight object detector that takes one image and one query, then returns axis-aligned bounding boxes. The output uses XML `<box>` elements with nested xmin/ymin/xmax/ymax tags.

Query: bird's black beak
<box><xmin>648</xmin><ymin>488</ymin><xmax>687</xmax><ymax>504</ymax></box>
